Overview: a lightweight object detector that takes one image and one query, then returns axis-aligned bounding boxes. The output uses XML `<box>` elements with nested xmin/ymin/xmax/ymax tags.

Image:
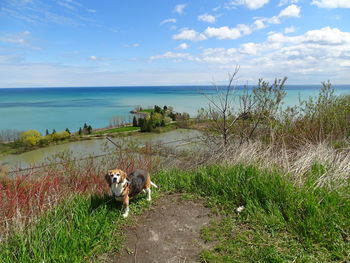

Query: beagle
<box><xmin>105</xmin><ymin>169</ymin><xmax>158</xmax><ymax>218</ymax></box>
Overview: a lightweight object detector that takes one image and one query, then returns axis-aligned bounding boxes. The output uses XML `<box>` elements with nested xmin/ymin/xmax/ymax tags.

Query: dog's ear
<box><xmin>121</xmin><ymin>170</ymin><xmax>128</xmax><ymax>180</ymax></box>
<box><xmin>105</xmin><ymin>173</ymin><xmax>111</xmax><ymax>186</ymax></box>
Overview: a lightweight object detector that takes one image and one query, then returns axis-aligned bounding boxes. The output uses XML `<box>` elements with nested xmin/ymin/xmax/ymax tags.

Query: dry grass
<box><xmin>0</xmin><ymin>142</ymin><xmax>160</xmax><ymax>239</ymax></box>
<box><xmin>185</xmin><ymin>138</ymin><xmax>350</xmax><ymax>190</ymax></box>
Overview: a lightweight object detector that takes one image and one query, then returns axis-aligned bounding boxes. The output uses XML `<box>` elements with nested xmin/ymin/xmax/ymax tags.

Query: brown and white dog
<box><xmin>105</xmin><ymin>169</ymin><xmax>158</xmax><ymax>218</ymax></box>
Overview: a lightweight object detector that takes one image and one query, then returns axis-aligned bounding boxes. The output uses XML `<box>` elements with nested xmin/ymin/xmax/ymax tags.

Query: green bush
<box><xmin>19</xmin><ymin>130</ymin><xmax>42</xmax><ymax>146</ymax></box>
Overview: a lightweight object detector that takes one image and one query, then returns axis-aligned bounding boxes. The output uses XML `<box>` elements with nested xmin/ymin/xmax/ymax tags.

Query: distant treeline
<box><xmin>132</xmin><ymin>105</ymin><xmax>190</xmax><ymax>132</ymax></box>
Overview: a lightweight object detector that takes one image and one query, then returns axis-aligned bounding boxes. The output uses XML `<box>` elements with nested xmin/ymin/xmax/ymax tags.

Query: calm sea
<box><xmin>1</xmin><ymin>85</ymin><xmax>350</xmax><ymax>133</ymax></box>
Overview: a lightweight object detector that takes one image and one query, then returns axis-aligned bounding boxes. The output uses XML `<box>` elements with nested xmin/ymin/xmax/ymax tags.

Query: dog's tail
<box><xmin>150</xmin><ymin>181</ymin><xmax>158</xmax><ymax>188</ymax></box>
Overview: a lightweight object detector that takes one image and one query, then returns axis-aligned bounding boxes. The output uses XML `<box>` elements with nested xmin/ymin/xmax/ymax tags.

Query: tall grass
<box><xmin>155</xmin><ymin>165</ymin><xmax>350</xmax><ymax>262</ymax></box>
<box><xmin>0</xmin><ymin>195</ymin><xmax>124</xmax><ymax>263</ymax></box>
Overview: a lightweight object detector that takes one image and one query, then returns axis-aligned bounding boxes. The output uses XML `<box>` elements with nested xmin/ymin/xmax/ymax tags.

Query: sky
<box><xmin>0</xmin><ymin>0</ymin><xmax>350</xmax><ymax>87</ymax></box>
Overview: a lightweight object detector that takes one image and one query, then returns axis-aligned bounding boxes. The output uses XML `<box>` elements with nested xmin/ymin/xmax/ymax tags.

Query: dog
<box><xmin>105</xmin><ymin>169</ymin><xmax>158</xmax><ymax>218</ymax></box>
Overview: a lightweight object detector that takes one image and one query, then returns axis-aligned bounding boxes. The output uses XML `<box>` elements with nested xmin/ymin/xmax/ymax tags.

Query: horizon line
<box><xmin>1</xmin><ymin>83</ymin><xmax>350</xmax><ymax>89</ymax></box>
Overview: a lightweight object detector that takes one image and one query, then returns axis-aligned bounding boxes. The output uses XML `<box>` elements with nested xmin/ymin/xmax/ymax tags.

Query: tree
<box><xmin>202</xmin><ymin>66</ymin><xmax>287</xmax><ymax>147</ymax></box>
<box><xmin>78</xmin><ymin>127</ymin><xmax>82</xmax><ymax>136</ymax></box>
<box><xmin>154</xmin><ymin>105</ymin><xmax>162</xmax><ymax>113</ymax></box>
<box><xmin>45</xmin><ymin>129</ymin><xmax>49</xmax><ymax>136</ymax></box>
<box><xmin>65</xmin><ymin>128</ymin><xmax>71</xmax><ymax>134</ymax></box>
<box><xmin>87</xmin><ymin>125</ymin><xmax>92</xmax><ymax>134</ymax></box>
<box><xmin>132</xmin><ymin>116</ymin><xmax>138</xmax><ymax>127</ymax></box>
<box><xmin>202</xmin><ymin>67</ymin><xmax>241</xmax><ymax>147</ymax></box>
<box><xmin>169</xmin><ymin>112</ymin><xmax>176</xmax><ymax>121</ymax></box>
<box><xmin>20</xmin><ymin>130</ymin><xmax>42</xmax><ymax>146</ymax></box>
<box><xmin>52</xmin><ymin>129</ymin><xmax>56</xmax><ymax>134</ymax></box>
<box><xmin>138</xmin><ymin>117</ymin><xmax>145</xmax><ymax>128</ymax></box>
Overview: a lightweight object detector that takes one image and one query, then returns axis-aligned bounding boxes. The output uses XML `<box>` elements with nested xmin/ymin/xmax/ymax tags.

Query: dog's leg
<box><xmin>122</xmin><ymin>195</ymin><xmax>129</xmax><ymax>218</ymax></box>
<box><xmin>150</xmin><ymin>181</ymin><xmax>158</xmax><ymax>188</ymax></box>
<box><xmin>146</xmin><ymin>188</ymin><xmax>151</xmax><ymax>201</ymax></box>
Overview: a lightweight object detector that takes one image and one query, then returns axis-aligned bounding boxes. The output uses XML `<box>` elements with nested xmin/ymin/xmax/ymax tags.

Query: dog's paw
<box><xmin>122</xmin><ymin>213</ymin><xmax>129</xmax><ymax>218</ymax></box>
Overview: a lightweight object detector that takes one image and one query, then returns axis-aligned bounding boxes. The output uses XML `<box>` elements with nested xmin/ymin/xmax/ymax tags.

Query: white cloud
<box><xmin>4</xmin><ymin>26</ymin><xmax>350</xmax><ymax>87</ymax></box>
<box><xmin>203</xmin><ymin>25</ymin><xmax>252</xmax><ymax>40</ymax></box>
<box><xmin>237</xmin><ymin>24</ymin><xmax>253</xmax><ymax>35</ymax></box>
<box><xmin>302</xmin><ymin>27</ymin><xmax>350</xmax><ymax>45</ymax></box>
<box><xmin>149</xmin><ymin>51</ymin><xmax>193</xmax><ymax>61</ymax></box>
<box><xmin>199</xmin><ymin>48</ymin><xmax>239</xmax><ymax>64</ymax></box>
<box><xmin>279</xmin><ymin>4</ymin><xmax>301</xmax><ymax>18</ymax></box>
<box><xmin>278</xmin><ymin>0</ymin><xmax>299</xmax><ymax>6</ymax></box>
<box><xmin>89</xmin><ymin>55</ymin><xmax>112</xmax><ymax>61</ymax></box>
<box><xmin>174</xmin><ymin>4</ymin><xmax>187</xmax><ymax>14</ymax></box>
<box><xmin>173</xmin><ymin>28</ymin><xmax>207</xmax><ymax>41</ymax></box>
<box><xmin>0</xmin><ymin>31</ymin><xmax>31</xmax><ymax>45</ymax></box>
<box><xmin>284</xmin><ymin>26</ymin><xmax>296</xmax><ymax>33</ymax></box>
<box><xmin>198</xmin><ymin>14</ymin><xmax>216</xmax><ymax>23</ymax></box>
<box><xmin>160</xmin><ymin>18</ymin><xmax>177</xmax><ymax>25</ymax></box>
<box><xmin>267</xmin><ymin>16</ymin><xmax>281</xmax><ymax>24</ymax></box>
<box><xmin>173</xmin><ymin>3</ymin><xmax>302</xmax><ymax>43</ymax></box>
<box><xmin>154</xmin><ymin>27</ymin><xmax>350</xmax><ymax>83</ymax></box>
<box><xmin>124</xmin><ymin>43</ymin><xmax>140</xmax><ymax>47</ymax></box>
<box><xmin>254</xmin><ymin>19</ymin><xmax>266</xmax><ymax>29</ymax></box>
<box><xmin>228</xmin><ymin>0</ymin><xmax>270</xmax><ymax>10</ymax></box>
<box><xmin>176</xmin><ymin>43</ymin><xmax>189</xmax><ymax>50</ymax></box>
<box><xmin>239</xmin><ymin>42</ymin><xmax>259</xmax><ymax>55</ymax></box>
<box><xmin>312</xmin><ymin>0</ymin><xmax>350</xmax><ymax>8</ymax></box>
<box><xmin>204</xmin><ymin>26</ymin><xmax>242</xmax><ymax>40</ymax></box>
<box><xmin>0</xmin><ymin>0</ymin><xmax>97</xmax><ymax>26</ymax></box>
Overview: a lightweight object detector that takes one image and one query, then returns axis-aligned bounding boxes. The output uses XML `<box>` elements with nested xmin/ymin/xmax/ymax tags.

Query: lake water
<box><xmin>0</xmin><ymin>129</ymin><xmax>201</xmax><ymax>170</ymax></box>
<box><xmin>1</xmin><ymin>85</ymin><xmax>350</xmax><ymax>134</ymax></box>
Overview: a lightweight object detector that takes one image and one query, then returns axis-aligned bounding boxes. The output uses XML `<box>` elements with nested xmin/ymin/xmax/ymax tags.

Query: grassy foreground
<box><xmin>0</xmin><ymin>193</ymin><xmax>153</xmax><ymax>263</ymax></box>
<box><xmin>156</xmin><ymin>165</ymin><xmax>350</xmax><ymax>262</ymax></box>
<box><xmin>1</xmin><ymin>164</ymin><xmax>349</xmax><ymax>262</ymax></box>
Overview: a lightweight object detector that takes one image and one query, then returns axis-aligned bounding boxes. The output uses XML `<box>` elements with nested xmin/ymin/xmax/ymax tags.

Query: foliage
<box><xmin>134</xmin><ymin>105</ymin><xmax>178</xmax><ymax>132</ymax></box>
<box><xmin>49</xmin><ymin>131</ymin><xmax>70</xmax><ymax>141</ymax></box>
<box><xmin>201</xmin><ymin>74</ymin><xmax>350</xmax><ymax>149</ymax></box>
<box><xmin>19</xmin><ymin>130</ymin><xmax>42</xmax><ymax>146</ymax></box>
<box><xmin>132</xmin><ymin>116</ymin><xmax>138</xmax><ymax>127</ymax></box>
<box><xmin>276</xmin><ymin>81</ymin><xmax>350</xmax><ymax>146</ymax></box>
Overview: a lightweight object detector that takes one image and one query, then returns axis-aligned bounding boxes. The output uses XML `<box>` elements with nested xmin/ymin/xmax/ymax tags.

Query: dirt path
<box><xmin>110</xmin><ymin>194</ymin><xmax>214</xmax><ymax>263</ymax></box>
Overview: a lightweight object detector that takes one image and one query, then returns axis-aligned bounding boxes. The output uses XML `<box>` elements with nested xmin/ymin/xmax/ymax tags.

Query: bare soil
<box><xmin>110</xmin><ymin>194</ymin><xmax>214</xmax><ymax>263</ymax></box>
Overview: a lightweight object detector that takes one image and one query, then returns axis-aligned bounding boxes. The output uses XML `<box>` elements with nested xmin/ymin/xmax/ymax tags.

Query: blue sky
<box><xmin>1</xmin><ymin>0</ymin><xmax>350</xmax><ymax>87</ymax></box>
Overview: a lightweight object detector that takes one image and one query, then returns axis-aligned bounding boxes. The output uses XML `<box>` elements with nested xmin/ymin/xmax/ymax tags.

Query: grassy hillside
<box><xmin>1</xmin><ymin>164</ymin><xmax>349</xmax><ymax>262</ymax></box>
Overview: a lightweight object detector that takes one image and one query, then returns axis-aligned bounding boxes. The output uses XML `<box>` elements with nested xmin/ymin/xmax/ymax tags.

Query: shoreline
<box><xmin>0</xmin><ymin>122</ymin><xmax>182</xmax><ymax>158</ymax></box>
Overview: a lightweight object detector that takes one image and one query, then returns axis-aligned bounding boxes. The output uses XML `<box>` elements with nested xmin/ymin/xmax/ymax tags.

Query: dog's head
<box><xmin>105</xmin><ymin>169</ymin><xmax>127</xmax><ymax>186</ymax></box>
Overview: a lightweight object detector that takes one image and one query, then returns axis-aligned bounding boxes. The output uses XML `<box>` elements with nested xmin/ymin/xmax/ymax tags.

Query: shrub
<box><xmin>19</xmin><ymin>130</ymin><xmax>42</xmax><ymax>146</ymax></box>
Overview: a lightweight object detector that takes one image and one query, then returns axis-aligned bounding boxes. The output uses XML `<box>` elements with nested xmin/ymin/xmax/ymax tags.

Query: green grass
<box><xmin>93</xmin><ymin>126</ymin><xmax>140</xmax><ymax>135</ymax></box>
<box><xmin>138</xmin><ymin>109</ymin><xmax>153</xmax><ymax>113</ymax></box>
<box><xmin>0</xmin><ymin>193</ymin><xmax>153</xmax><ymax>263</ymax></box>
<box><xmin>1</xmin><ymin>164</ymin><xmax>349</xmax><ymax>262</ymax></box>
<box><xmin>155</xmin><ymin>165</ymin><xmax>350</xmax><ymax>262</ymax></box>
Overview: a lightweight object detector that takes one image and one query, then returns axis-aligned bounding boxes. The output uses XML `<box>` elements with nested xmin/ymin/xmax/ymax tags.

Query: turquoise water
<box><xmin>1</xmin><ymin>85</ymin><xmax>350</xmax><ymax>133</ymax></box>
